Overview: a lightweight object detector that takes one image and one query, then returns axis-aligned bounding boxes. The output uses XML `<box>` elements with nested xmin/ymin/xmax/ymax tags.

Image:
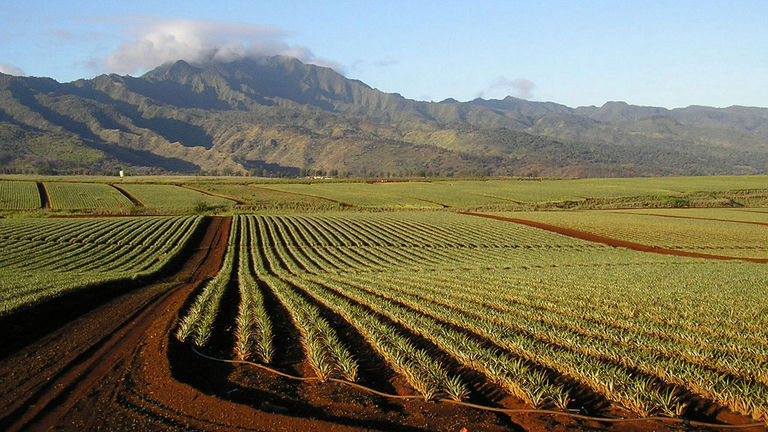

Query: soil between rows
<box><xmin>0</xmin><ymin>214</ymin><xmax>763</xmax><ymax>431</ymax></box>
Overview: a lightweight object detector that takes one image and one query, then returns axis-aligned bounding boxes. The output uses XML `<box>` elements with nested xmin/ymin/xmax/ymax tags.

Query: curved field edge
<box><xmin>0</xmin><ymin>217</ymin><xmax>207</xmax><ymax>356</ymax></box>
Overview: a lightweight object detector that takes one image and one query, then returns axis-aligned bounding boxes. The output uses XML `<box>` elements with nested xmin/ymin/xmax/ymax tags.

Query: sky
<box><xmin>1</xmin><ymin>1</ymin><xmax>766</xmax><ymax>109</ymax></box>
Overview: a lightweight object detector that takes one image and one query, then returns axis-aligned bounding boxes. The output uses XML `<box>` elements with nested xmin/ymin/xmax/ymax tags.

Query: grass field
<box><xmin>0</xmin><ymin>180</ymin><xmax>40</xmax><ymax>210</ymax></box>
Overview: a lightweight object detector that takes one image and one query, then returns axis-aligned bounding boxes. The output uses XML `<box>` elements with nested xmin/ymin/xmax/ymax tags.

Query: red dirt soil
<box><xmin>36</xmin><ymin>182</ymin><xmax>50</xmax><ymax>209</ymax></box>
<box><xmin>1</xmin><ymin>215</ymin><xmax>764</xmax><ymax>431</ymax></box>
<box><xmin>461</xmin><ymin>212</ymin><xmax>768</xmax><ymax>264</ymax></box>
<box><xmin>110</xmin><ymin>184</ymin><xmax>145</xmax><ymax>206</ymax></box>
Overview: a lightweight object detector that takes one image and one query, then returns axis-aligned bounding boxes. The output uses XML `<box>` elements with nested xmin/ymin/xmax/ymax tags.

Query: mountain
<box><xmin>1</xmin><ymin>56</ymin><xmax>767</xmax><ymax>177</ymax></box>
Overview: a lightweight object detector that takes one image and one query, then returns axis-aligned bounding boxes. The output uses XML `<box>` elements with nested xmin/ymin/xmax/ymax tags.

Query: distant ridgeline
<box><xmin>1</xmin><ymin>56</ymin><xmax>768</xmax><ymax>177</ymax></box>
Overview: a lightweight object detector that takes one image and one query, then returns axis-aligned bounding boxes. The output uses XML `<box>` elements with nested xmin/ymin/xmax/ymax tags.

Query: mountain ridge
<box><xmin>1</xmin><ymin>56</ymin><xmax>766</xmax><ymax>177</ymax></box>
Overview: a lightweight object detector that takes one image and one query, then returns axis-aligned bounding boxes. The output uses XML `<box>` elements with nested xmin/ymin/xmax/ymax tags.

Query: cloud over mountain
<box><xmin>104</xmin><ymin>17</ymin><xmax>341</xmax><ymax>75</ymax></box>
<box><xmin>0</xmin><ymin>63</ymin><xmax>25</xmax><ymax>76</ymax></box>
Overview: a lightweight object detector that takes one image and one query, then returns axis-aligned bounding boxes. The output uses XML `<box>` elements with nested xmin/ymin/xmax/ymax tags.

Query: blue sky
<box><xmin>1</xmin><ymin>1</ymin><xmax>766</xmax><ymax>108</ymax></box>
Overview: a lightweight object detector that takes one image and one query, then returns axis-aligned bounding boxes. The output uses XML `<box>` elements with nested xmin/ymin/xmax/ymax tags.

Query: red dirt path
<box><xmin>461</xmin><ymin>212</ymin><xmax>768</xmax><ymax>263</ymax></box>
<box><xmin>110</xmin><ymin>184</ymin><xmax>145</xmax><ymax>206</ymax></box>
<box><xmin>2</xmin><ymin>216</ymin><xmax>362</xmax><ymax>431</ymax></box>
<box><xmin>36</xmin><ymin>182</ymin><xmax>50</xmax><ymax>209</ymax></box>
<box><xmin>1</xmin><ymin>214</ymin><xmax>764</xmax><ymax>431</ymax></box>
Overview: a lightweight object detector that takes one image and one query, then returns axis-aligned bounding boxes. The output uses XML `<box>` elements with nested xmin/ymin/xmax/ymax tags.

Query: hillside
<box><xmin>1</xmin><ymin>56</ymin><xmax>767</xmax><ymax>177</ymax></box>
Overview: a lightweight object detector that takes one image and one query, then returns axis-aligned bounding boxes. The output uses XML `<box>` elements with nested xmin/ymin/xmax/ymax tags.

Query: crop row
<box><xmin>234</xmin><ymin>216</ymin><xmax>273</xmax><ymax>363</ymax></box>
<box><xmin>0</xmin><ymin>181</ymin><xmax>40</xmax><ymax>210</ymax></box>
<box><xmin>177</xmin><ymin>217</ymin><xmax>239</xmax><ymax>347</ymax></box>
<box><xmin>0</xmin><ymin>216</ymin><xmax>201</xmax><ymax>317</ymax></box>
<box><xmin>175</xmin><ymin>213</ymin><xmax>767</xmax><ymax>422</ymax></box>
<box><xmin>44</xmin><ymin>182</ymin><xmax>133</xmax><ymax>209</ymax></box>
<box><xmin>259</xmin><ymin>214</ymin><xmax>768</xmax><ymax>420</ymax></box>
<box><xmin>256</xmin><ymin>215</ymin><xmax>461</xmax><ymax>399</ymax></box>
<box><xmin>327</xmin><ymin>271</ymin><xmax>767</xmax><ymax>419</ymax></box>
<box><xmin>499</xmin><ymin>211</ymin><xmax>768</xmax><ymax>259</ymax></box>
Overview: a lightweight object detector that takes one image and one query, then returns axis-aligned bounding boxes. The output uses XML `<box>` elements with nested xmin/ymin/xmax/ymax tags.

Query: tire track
<box><xmin>0</xmin><ymin>217</ymin><xmax>229</xmax><ymax>431</ymax></box>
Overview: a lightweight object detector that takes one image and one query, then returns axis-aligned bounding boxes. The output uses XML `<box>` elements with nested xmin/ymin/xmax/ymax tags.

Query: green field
<box><xmin>0</xmin><ymin>180</ymin><xmax>40</xmax><ymax>210</ymax></box>
<box><xmin>0</xmin><ymin>216</ymin><xmax>201</xmax><ymax>316</ymax></box>
<box><xmin>264</xmin><ymin>176</ymin><xmax>768</xmax><ymax>208</ymax></box>
<box><xmin>2</xmin><ymin>175</ymin><xmax>768</xmax><ymax>425</ymax></box>
<box><xmin>116</xmin><ymin>184</ymin><xmax>236</xmax><ymax>208</ymax></box>
<box><xmin>179</xmin><ymin>212</ymin><xmax>768</xmax><ymax>421</ymax></box>
<box><xmin>0</xmin><ymin>175</ymin><xmax>766</xmax><ymax>213</ymax></box>
<box><xmin>192</xmin><ymin>183</ymin><xmax>348</xmax><ymax>211</ymax></box>
<box><xmin>44</xmin><ymin>182</ymin><xmax>134</xmax><ymax>210</ymax></box>
<box><xmin>494</xmin><ymin>209</ymin><xmax>768</xmax><ymax>259</ymax></box>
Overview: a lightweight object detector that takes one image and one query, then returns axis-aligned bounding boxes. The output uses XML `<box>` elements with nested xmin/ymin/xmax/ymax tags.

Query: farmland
<box><xmin>0</xmin><ymin>176</ymin><xmax>767</xmax><ymax>432</ymax></box>
<box><xmin>0</xmin><ymin>216</ymin><xmax>201</xmax><ymax>317</ymax></box>
<box><xmin>43</xmin><ymin>182</ymin><xmax>133</xmax><ymax>210</ymax></box>
<box><xmin>491</xmin><ymin>209</ymin><xmax>768</xmax><ymax>259</ymax></box>
<box><xmin>176</xmin><ymin>213</ymin><xmax>768</xmax><ymax>427</ymax></box>
<box><xmin>115</xmin><ymin>184</ymin><xmax>236</xmax><ymax>208</ymax></box>
<box><xmin>0</xmin><ymin>181</ymin><xmax>40</xmax><ymax>210</ymax></box>
<box><xmin>3</xmin><ymin>174</ymin><xmax>768</xmax><ymax>213</ymax></box>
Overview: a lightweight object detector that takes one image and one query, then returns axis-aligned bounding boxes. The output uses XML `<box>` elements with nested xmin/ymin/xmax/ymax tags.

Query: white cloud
<box><xmin>0</xmin><ymin>63</ymin><xmax>24</xmax><ymax>76</ymax></box>
<box><xmin>104</xmin><ymin>17</ymin><xmax>342</xmax><ymax>75</ymax></box>
<box><xmin>479</xmin><ymin>76</ymin><xmax>536</xmax><ymax>99</ymax></box>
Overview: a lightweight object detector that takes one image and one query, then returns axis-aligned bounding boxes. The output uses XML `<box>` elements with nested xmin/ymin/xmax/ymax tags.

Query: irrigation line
<box><xmin>190</xmin><ymin>346</ymin><xmax>766</xmax><ymax>430</ymax></box>
<box><xmin>192</xmin><ymin>346</ymin><xmax>421</xmax><ymax>399</ymax></box>
<box><xmin>192</xmin><ymin>347</ymin><xmax>317</xmax><ymax>382</ymax></box>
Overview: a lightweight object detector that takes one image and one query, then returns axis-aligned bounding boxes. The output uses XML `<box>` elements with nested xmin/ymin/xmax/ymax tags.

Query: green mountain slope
<box><xmin>1</xmin><ymin>56</ymin><xmax>766</xmax><ymax>177</ymax></box>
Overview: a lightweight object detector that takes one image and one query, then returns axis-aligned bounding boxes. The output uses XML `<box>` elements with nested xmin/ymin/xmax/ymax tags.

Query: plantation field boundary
<box><xmin>0</xmin><ymin>217</ymin><xmax>208</xmax><ymax>355</ymax></box>
<box><xmin>461</xmin><ymin>212</ymin><xmax>768</xmax><ymax>263</ymax></box>
<box><xmin>36</xmin><ymin>183</ymin><xmax>49</xmax><ymax>209</ymax></box>
<box><xmin>397</xmin><ymin>195</ymin><xmax>450</xmax><ymax>208</ymax></box>
<box><xmin>178</xmin><ymin>184</ymin><xmax>247</xmax><ymax>205</ymax></box>
<box><xmin>250</xmin><ymin>185</ymin><xmax>353</xmax><ymax>207</ymax></box>
<box><xmin>110</xmin><ymin>184</ymin><xmax>144</xmax><ymax>207</ymax></box>
<box><xmin>0</xmin><ymin>217</ymin><xmax>233</xmax><ymax>432</ymax></box>
<box><xmin>190</xmin><ymin>345</ymin><xmax>766</xmax><ymax>430</ymax></box>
